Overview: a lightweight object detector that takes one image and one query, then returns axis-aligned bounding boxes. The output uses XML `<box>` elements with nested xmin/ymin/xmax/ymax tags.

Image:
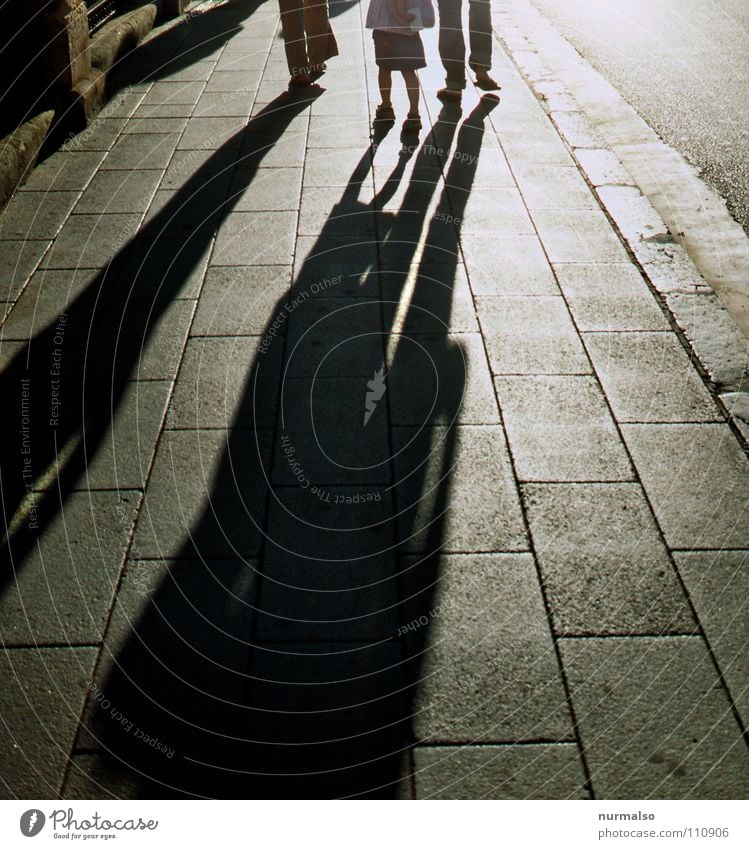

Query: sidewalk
<box><xmin>0</xmin><ymin>0</ymin><xmax>747</xmax><ymax>800</ymax></box>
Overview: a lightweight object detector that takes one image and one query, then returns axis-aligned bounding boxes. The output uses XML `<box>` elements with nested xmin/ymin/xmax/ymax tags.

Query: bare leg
<box><xmin>402</xmin><ymin>69</ymin><xmax>420</xmax><ymax>116</ymax></box>
<box><xmin>378</xmin><ymin>67</ymin><xmax>393</xmax><ymax>106</ymax></box>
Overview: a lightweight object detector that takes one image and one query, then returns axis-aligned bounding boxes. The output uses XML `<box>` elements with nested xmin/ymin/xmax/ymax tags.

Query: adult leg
<box><xmin>467</xmin><ymin>0</ymin><xmax>500</xmax><ymax>88</ymax></box>
<box><xmin>437</xmin><ymin>0</ymin><xmax>466</xmax><ymax>90</ymax></box>
<box><xmin>278</xmin><ymin>0</ymin><xmax>310</xmax><ymax>77</ymax></box>
<box><xmin>304</xmin><ymin>0</ymin><xmax>339</xmax><ymax>69</ymax></box>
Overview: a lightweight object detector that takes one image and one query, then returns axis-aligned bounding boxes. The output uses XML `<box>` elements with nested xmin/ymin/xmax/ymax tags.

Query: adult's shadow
<box><xmin>92</xmin><ymin>97</ymin><xmax>497</xmax><ymax>800</ymax></box>
<box><xmin>0</xmin><ymin>88</ymin><xmax>321</xmax><ymax>589</ymax></box>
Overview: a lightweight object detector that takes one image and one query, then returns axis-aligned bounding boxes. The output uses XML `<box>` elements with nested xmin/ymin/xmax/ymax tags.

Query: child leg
<box><xmin>401</xmin><ymin>69</ymin><xmax>420</xmax><ymax>116</ymax></box>
<box><xmin>378</xmin><ymin>67</ymin><xmax>393</xmax><ymax>106</ymax></box>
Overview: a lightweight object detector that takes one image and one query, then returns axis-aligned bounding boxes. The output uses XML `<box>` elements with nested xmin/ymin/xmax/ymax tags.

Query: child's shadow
<box><xmin>87</xmin><ymin>98</ymin><xmax>497</xmax><ymax>799</ymax></box>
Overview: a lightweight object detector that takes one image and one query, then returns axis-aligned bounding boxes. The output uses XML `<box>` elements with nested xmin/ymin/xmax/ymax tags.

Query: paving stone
<box><xmin>0</xmin><ymin>240</ymin><xmax>52</xmax><ymax>299</ymax></box>
<box><xmin>133</xmin><ymin>101</ymin><xmax>196</xmax><ymax>119</ymax></box>
<box><xmin>81</xmin><ymin>380</ymin><xmax>172</xmax><ymax>490</ymax></box>
<box><xmin>115</xmin><ymin>299</ymin><xmax>196</xmax><ymax>382</ymax></box>
<box><xmin>81</xmin><ymin>557</ymin><xmax>257</xmax><ymax>765</ymax></box>
<box><xmin>299</xmin><ymin>186</ymin><xmax>377</xmax><ymax>236</ymax></box>
<box><xmin>293</xmin><ymin>235</ymin><xmax>379</xmax><ymax>298</ymax></box>
<box><xmin>44</xmin><ymin>214</ymin><xmax>141</xmax><ymax>269</ymax></box>
<box><xmin>141</xmin><ymin>80</ymin><xmax>206</xmax><ymax>105</ymax></box>
<box><xmin>304</xmin><ymin>148</ymin><xmax>373</xmax><ymax>188</ymax></box>
<box><xmin>622</xmin><ymin>424</ymin><xmax>749</xmax><ymax>549</ymax></box>
<box><xmin>675</xmin><ymin>550</ymin><xmax>749</xmax><ymax>727</ymax></box>
<box><xmin>393</xmin><ymin>425</ymin><xmax>527</xmax><ymax>553</ymax></box>
<box><xmin>116</xmin><ymin>237</ymin><xmax>212</xmax><ymax>301</ymax></box>
<box><xmin>273</xmin><ymin>377</ymin><xmax>392</xmax><ymax>487</ymax></box>
<box><xmin>514</xmin><ymin>165</ymin><xmax>598</xmax><ymax>211</ymax></box>
<box><xmin>0</xmin><ymin>492</ymin><xmax>139</xmax><ymax>644</ymax></box>
<box><xmin>284</xmin><ymin>296</ymin><xmax>384</xmax><ymax>377</ymax></box>
<box><xmin>62</xmin><ymin>118</ymin><xmax>127</xmax><ymax>150</ymax></box>
<box><xmin>212</xmin><ymin>210</ymin><xmax>296</xmax><ymax>265</ymax></box>
<box><xmin>0</xmin><ymin>191</ymin><xmax>80</xmax><ymax>240</ymax></box>
<box><xmin>101</xmin><ymin>133</ymin><xmax>181</xmax><ymax>170</ymax></box>
<box><xmin>194</xmin><ymin>90</ymin><xmax>255</xmax><ymax>119</ymax></box>
<box><xmin>380</xmin><ymin>264</ymin><xmax>479</xmax><ymax>334</ymax></box>
<box><xmin>205</xmin><ymin>70</ymin><xmax>261</xmax><ymax>92</ymax></box>
<box><xmin>532</xmin><ymin>209</ymin><xmax>631</xmax><ymax>264</ymax></box>
<box><xmin>554</xmin><ymin>262</ymin><xmax>669</xmax><ymax>331</ymax></box>
<box><xmin>585</xmin><ymin>332</ymin><xmax>721</xmax><ymax>423</ymax></box>
<box><xmin>457</xmin><ymin>187</ymin><xmax>535</xmax><ymax>236</ymax></box>
<box><xmin>576</xmin><ymin>148</ymin><xmax>635</xmax><ymax>187</ymax></box>
<box><xmin>501</xmin><ymin>127</ymin><xmax>573</xmax><ymax>167</ymax></box>
<box><xmin>245</xmin><ymin>640</ymin><xmax>408</xmax><ymax>796</ymax></box>
<box><xmin>19</xmin><ymin>151</ymin><xmax>107</xmax><ymax>192</ymax></box>
<box><xmin>62</xmin><ymin>753</ymin><xmax>152</xmax><ymax>799</ymax></box>
<box><xmin>308</xmin><ymin>116</ymin><xmax>371</xmax><ymax>149</ymax></box>
<box><xmin>495</xmin><ymin>376</ymin><xmax>633</xmax><ymax>481</ymax></box>
<box><xmin>178</xmin><ymin>117</ymin><xmax>248</xmax><ymax>150</ymax></box>
<box><xmin>132</xmin><ymin>429</ymin><xmax>272</xmax><ymax>559</ymax></box>
<box><xmin>167</xmin><ymin>336</ymin><xmax>281</xmax><ymax>429</ymax></box>
<box><xmin>161</xmin><ymin>147</ymin><xmax>234</xmax><ymax>191</ymax></box>
<box><xmin>404</xmin><ymin>553</ymin><xmax>572</xmax><ymax>743</ymax></box>
<box><xmin>524</xmin><ymin>483</ymin><xmax>696</xmax><ymax>636</ymax></box>
<box><xmin>413</xmin><ymin>744</ymin><xmax>587</xmax><ymax>799</ymax></box>
<box><xmin>462</xmin><ymin>234</ymin><xmax>559</xmax><ymax>296</ymax></box>
<box><xmin>0</xmin><ymin>648</ymin><xmax>97</xmax><ymax>797</ymax></box>
<box><xmin>387</xmin><ymin>332</ymin><xmax>499</xmax><ymax>425</ymax></box>
<box><xmin>477</xmin><ymin>296</ymin><xmax>590</xmax><ymax>375</ymax></box>
<box><xmin>159</xmin><ymin>60</ymin><xmax>218</xmax><ymax>84</ymax></box>
<box><xmin>239</xmin><ymin>128</ymin><xmax>308</xmax><ymax>169</ymax></box>
<box><xmin>228</xmin><ymin>166</ymin><xmax>302</xmax><ymax>211</ymax></box>
<box><xmin>75</xmin><ymin>169</ymin><xmax>163</xmax><ymax>214</ymax></box>
<box><xmin>561</xmin><ymin>636</ymin><xmax>749</xmax><ymax>798</ymax></box>
<box><xmin>191</xmin><ymin>265</ymin><xmax>292</xmax><ymax>336</ymax></box>
<box><xmin>122</xmin><ymin>116</ymin><xmax>189</xmax><ymax>134</ymax></box>
<box><xmin>142</xmin><ymin>187</ymin><xmax>227</xmax><ymax>239</ymax></box>
<box><xmin>550</xmin><ymin>110</ymin><xmax>607</xmax><ymax>149</ymax></box>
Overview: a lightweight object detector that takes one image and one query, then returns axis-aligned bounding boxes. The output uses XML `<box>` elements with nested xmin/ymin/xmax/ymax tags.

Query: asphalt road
<box><xmin>525</xmin><ymin>0</ymin><xmax>749</xmax><ymax>234</ymax></box>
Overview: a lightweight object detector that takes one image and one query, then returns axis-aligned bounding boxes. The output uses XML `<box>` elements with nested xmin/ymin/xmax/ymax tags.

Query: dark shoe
<box><xmin>374</xmin><ymin>103</ymin><xmax>395</xmax><ymax>121</ymax></box>
<box><xmin>437</xmin><ymin>86</ymin><xmax>462</xmax><ymax>103</ymax></box>
<box><xmin>289</xmin><ymin>73</ymin><xmax>310</xmax><ymax>87</ymax></box>
<box><xmin>402</xmin><ymin>114</ymin><xmax>421</xmax><ymax>133</ymax></box>
<box><xmin>475</xmin><ymin>69</ymin><xmax>501</xmax><ymax>91</ymax></box>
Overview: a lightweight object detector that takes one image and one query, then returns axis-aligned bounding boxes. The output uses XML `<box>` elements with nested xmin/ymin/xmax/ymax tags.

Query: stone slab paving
<box><xmin>0</xmin><ymin>0</ymin><xmax>746</xmax><ymax>800</ymax></box>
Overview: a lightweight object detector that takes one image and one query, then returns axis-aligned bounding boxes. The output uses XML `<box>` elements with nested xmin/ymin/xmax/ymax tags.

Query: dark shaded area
<box><xmin>0</xmin><ymin>87</ymin><xmax>320</xmax><ymax>585</ymax></box>
<box><xmin>88</xmin><ymin>98</ymin><xmax>497</xmax><ymax>799</ymax></box>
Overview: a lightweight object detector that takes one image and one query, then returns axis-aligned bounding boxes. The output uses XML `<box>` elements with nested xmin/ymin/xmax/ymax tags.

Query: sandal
<box><xmin>375</xmin><ymin>103</ymin><xmax>395</xmax><ymax>121</ymax></box>
<box><xmin>402</xmin><ymin>114</ymin><xmax>421</xmax><ymax>132</ymax></box>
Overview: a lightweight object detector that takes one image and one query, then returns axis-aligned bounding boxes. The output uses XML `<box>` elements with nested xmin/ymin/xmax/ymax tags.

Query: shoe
<box><xmin>475</xmin><ymin>69</ymin><xmax>501</xmax><ymax>91</ymax></box>
<box><xmin>402</xmin><ymin>114</ymin><xmax>421</xmax><ymax>133</ymax></box>
<box><xmin>310</xmin><ymin>62</ymin><xmax>326</xmax><ymax>80</ymax></box>
<box><xmin>374</xmin><ymin>103</ymin><xmax>395</xmax><ymax>121</ymax></box>
<box><xmin>437</xmin><ymin>86</ymin><xmax>462</xmax><ymax>103</ymax></box>
<box><xmin>289</xmin><ymin>73</ymin><xmax>310</xmax><ymax>87</ymax></box>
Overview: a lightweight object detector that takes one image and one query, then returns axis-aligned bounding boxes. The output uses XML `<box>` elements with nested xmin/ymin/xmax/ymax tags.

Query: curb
<box><xmin>493</xmin><ymin>3</ymin><xmax>749</xmax><ymax>445</ymax></box>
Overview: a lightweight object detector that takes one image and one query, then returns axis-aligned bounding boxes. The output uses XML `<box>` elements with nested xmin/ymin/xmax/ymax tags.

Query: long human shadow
<box><xmin>0</xmin><ymin>87</ymin><xmax>321</xmax><ymax>590</ymax></box>
<box><xmin>90</xmin><ymin>97</ymin><xmax>497</xmax><ymax>799</ymax></box>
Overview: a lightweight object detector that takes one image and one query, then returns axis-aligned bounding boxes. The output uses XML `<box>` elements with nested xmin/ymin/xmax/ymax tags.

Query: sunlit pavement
<box><xmin>0</xmin><ymin>0</ymin><xmax>747</xmax><ymax>800</ymax></box>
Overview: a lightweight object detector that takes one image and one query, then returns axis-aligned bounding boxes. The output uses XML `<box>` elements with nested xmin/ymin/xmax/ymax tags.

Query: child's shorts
<box><xmin>373</xmin><ymin>30</ymin><xmax>426</xmax><ymax>71</ymax></box>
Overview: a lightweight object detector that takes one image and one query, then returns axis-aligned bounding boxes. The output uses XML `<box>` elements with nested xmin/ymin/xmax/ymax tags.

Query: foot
<box><xmin>474</xmin><ymin>69</ymin><xmax>501</xmax><ymax>91</ymax></box>
<box><xmin>375</xmin><ymin>103</ymin><xmax>395</xmax><ymax>121</ymax></box>
<box><xmin>437</xmin><ymin>86</ymin><xmax>462</xmax><ymax>103</ymax></box>
<box><xmin>402</xmin><ymin>113</ymin><xmax>421</xmax><ymax>132</ymax></box>
<box><xmin>310</xmin><ymin>62</ymin><xmax>326</xmax><ymax>80</ymax></box>
<box><xmin>289</xmin><ymin>73</ymin><xmax>310</xmax><ymax>87</ymax></box>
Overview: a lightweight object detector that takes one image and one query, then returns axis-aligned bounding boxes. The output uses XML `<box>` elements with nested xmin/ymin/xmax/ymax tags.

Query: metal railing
<box><xmin>86</xmin><ymin>0</ymin><xmax>118</xmax><ymax>33</ymax></box>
